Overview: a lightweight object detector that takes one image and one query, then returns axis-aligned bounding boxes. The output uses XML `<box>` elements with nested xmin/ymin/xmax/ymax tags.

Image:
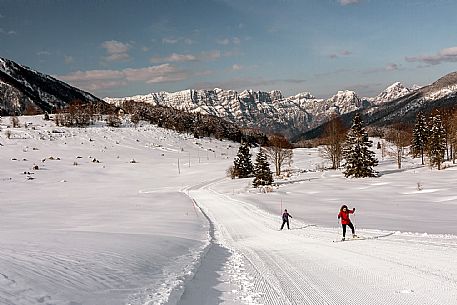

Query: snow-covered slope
<box><xmin>368</xmin><ymin>82</ymin><xmax>412</xmax><ymax>105</ymax></box>
<box><xmin>0</xmin><ymin>57</ymin><xmax>103</xmax><ymax>115</ymax></box>
<box><xmin>1</xmin><ymin>116</ymin><xmax>457</xmax><ymax>304</ymax></box>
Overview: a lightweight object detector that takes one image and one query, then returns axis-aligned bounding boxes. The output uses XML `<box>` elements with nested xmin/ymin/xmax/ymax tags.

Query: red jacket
<box><xmin>338</xmin><ymin>209</ymin><xmax>354</xmax><ymax>225</ymax></box>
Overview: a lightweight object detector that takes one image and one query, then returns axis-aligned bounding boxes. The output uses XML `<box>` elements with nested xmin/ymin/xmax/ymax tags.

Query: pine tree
<box><xmin>253</xmin><ymin>149</ymin><xmax>273</xmax><ymax>187</ymax></box>
<box><xmin>412</xmin><ymin>112</ymin><xmax>428</xmax><ymax>165</ymax></box>
<box><xmin>427</xmin><ymin>114</ymin><xmax>447</xmax><ymax>170</ymax></box>
<box><xmin>233</xmin><ymin>142</ymin><xmax>254</xmax><ymax>178</ymax></box>
<box><xmin>343</xmin><ymin>113</ymin><xmax>378</xmax><ymax>178</ymax></box>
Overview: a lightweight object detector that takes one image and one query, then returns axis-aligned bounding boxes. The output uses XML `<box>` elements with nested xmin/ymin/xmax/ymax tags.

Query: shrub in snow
<box><xmin>10</xmin><ymin>116</ymin><xmax>20</xmax><ymax>128</ymax></box>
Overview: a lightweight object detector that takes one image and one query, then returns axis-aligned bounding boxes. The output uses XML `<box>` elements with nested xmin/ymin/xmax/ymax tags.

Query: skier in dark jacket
<box><xmin>338</xmin><ymin>204</ymin><xmax>357</xmax><ymax>240</ymax></box>
<box><xmin>280</xmin><ymin>209</ymin><xmax>292</xmax><ymax>230</ymax></box>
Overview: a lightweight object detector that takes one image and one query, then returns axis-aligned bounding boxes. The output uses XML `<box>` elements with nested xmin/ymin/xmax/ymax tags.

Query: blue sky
<box><xmin>1</xmin><ymin>0</ymin><xmax>457</xmax><ymax>98</ymax></box>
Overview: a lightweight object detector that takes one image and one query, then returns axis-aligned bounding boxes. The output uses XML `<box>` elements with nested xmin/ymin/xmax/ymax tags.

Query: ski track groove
<box><xmin>186</xmin><ymin>178</ymin><xmax>457</xmax><ymax>305</ymax></box>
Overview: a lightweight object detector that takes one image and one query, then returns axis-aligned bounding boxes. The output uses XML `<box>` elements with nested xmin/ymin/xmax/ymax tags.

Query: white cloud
<box><xmin>105</xmin><ymin>53</ymin><xmax>130</xmax><ymax>62</ymax></box>
<box><xmin>101</xmin><ymin>40</ymin><xmax>131</xmax><ymax>62</ymax></box>
<box><xmin>338</xmin><ymin>0</ymin><xmax>361</xmax><ymax>5</ymax></box>
<box><xmin>37</xmin><ymin>51</ymin><xmax>51</xmax><ymax>56</ymax></box>
<box><xmin>184</xmin><ymin>38</ymin><xmax>194</xmax><ymax>45</ymax></box>
<box><xmin>149</xmin><ymin>49</ymin><xmax>231</xmax><ymax>64</ymax></box>
<box><xmin>56</xmin><ymin>64</ymin><xmax>188</xmax><ymax>92</ymax></box>
<box><xmin>193</xmin><ymin>77</ymin><xmax>306</xmax><ymax>91</ymax></box>
<box><xmin>200</xmin><ymin>50</ymin><xmax>222</xmax><ymax>60</ymax></box>
<box><xmin>162</xmin><ymin>37</ymin><xmax>194</xmax><ymax>45</ymax></box>
<box><xmin>150</xmin><ymin>53</ymin><xmax>197</xmax><ymax>64</ymax></box>
<box><xmin>101</xmin><ymin>40</ymin><xmax>130</xmax><ymax>54</ymax></box>
<box><xmin>217</xmin><ymin>37</ymin><xmax>241</xmax><ymax>45</ymax></box>
<box><xmin>0</xmin><ymin>28</ymin><xmax>16</xmax><ymax>35</ymax></box>
<box><xmin>329</xmin><ymin>50</ymin><xmax>352</xmax><ymax>59</ymax></box>
<box><xmin>217</xmin><ymin>38</ymin><xmax>230</xmax><ymax>45</ymax></box>
<box><xmin>162</xmin><ymin>37</ymin><xmax>179</xmax><ymax>44</ymax></box>
<box><xmin>64</xmin><ymin>55</ymin><xmax>74</xmax><ymax>64</ymax></box>
<box><xmin>406</xmin><ymin>46</ymin><xmax>457</xmax><ymax>65</ymax></box>
<box><xmin>231</xmin><ymin>64</ymin><xmax>243</xmax><ymax>71</ymax></box>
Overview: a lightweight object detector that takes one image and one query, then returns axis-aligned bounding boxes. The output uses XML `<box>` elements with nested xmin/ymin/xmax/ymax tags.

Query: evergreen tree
<box><xmin>253</xmin><ymin>149</ymin><xmax>273</xmax><ymax>187</ymax></box>
<box><xmin>343</xmin><ymin>113</ymin><xmax>378</xmax><ymax>178</ymax></box>
<box><xmin>427</xmin><ymin>114</ymin><xmax>447</xmax><ymax>170</ymax></box>
<box><xmin>412</xmin><ymin>112</ymin><xmax>428</xmax><ymax>165</ymax></box>
<box><xmin>233</xmin><ymin>142</ymin><xmax>254</xmax><ymax>178</ymax></box>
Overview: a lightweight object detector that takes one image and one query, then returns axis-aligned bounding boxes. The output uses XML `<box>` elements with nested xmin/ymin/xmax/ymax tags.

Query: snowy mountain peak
<box><xmin>293</xmin><ymin>92</ymin><xmax>315</xmax><ymax>100</ymax></box>
<box><xmin>371</xmin><ymin>82</ymin><xmax>412</xmax><ymax>105</ymax></box>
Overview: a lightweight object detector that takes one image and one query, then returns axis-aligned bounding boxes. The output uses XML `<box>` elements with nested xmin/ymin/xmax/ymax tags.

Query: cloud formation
<box><xmin>231</xmin><ymin>64</ymin><xmax>243</xmax><ymax>71</ymax></box>
<box><xmin>64</xmin><ymin>55</ymin><xmax>74</xmax><ymax>64</ymax></box>
<box><xmin>150</xmin><ymin>53</ymin><xmax>197</xmax><ymax>64</ymax></box>
<box><xmin>101</xmin><ymin>40</ymin><xmax>131</xmax><ymax>62</ymax></box>
<box><xmin>57</xmin><ymin>64</ymin><xmax>188</xmax><ymax>92</ymax></box>
<box><xmin>329</xmin><ymin>50</ymin><xmax>352</xmax><ymax>59</ymax></box>
<box><xmin>217</xmin><ymin>37</ymin><xmax>241</xmax><ymax>45</ymax></box>
<box><xmin>0</xmin><ymin>28</ymin><xmax>16</xmax><ymax>35</ymax></box>
<box><xmin>405</xmin><ymin>46</ymin><xmax>457</xmax><ymax>65</ymax></box>
<box><xmin>338</xmin><ymin>0</ymin><xmax>361</xmax><ymax>5</ymax></box>
<box><xmin>193</xmin><ymin>77</ymin><xmax>306</xmax><ymax>92</ymax></box>
<box><xmin>162</xmin><ymin>37</ymin><xmax>193</xmax><ymax>45</ymax></box>
<box><xmin>149</xmin><ymin>50</ymin><xmax>228</xmax><ymax>64</ymax></box>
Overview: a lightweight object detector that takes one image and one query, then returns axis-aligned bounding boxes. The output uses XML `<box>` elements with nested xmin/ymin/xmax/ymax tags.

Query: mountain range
<box><xmin>104</xmin><ymin>82</ymin><xmax>417</xmax><ymax>137</ymax></box>
<box><xmin>1</xmin><ymin>56</ymin><xmax>457</xmax><ymax>140</ymax></box>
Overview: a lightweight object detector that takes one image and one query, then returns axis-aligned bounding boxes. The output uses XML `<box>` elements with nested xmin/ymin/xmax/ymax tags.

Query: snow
<box><xmin>1</xmin><ymin>116</ymin><xmax>457</xmax><ymax>305</ymax></box>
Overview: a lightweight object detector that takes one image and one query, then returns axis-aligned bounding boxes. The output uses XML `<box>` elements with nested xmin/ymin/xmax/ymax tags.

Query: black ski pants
<box><xmin>280</xmin><ymin>220</ymin><xmax>290</xmax><ymax>230</ymax></box>
<box><xmin>342</xmin><ymin>222</ymin><xmax>355</xmax><ymax>237</ymax></box>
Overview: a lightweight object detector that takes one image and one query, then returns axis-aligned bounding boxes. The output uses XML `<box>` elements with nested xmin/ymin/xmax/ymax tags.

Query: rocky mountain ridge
<box><xmin>0</xmin><ymin>57</ymin><xmax>103</xmax><ymax>115</ymax></box>
<box><xmin>105</xmin><ymin>83</ymin><xmax>414</xmax><ymax>136</ymax></box>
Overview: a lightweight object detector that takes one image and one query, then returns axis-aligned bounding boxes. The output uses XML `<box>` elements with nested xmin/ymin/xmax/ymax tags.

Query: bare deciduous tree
<box><xmin>262</xmin><ymin>134</ymin><xmax>293</xmax><ymax>176</ymax></box>
<box><xmin>384</xmin><ymin>124</ymin><xmax>412</xmax><ymax>169</ymax></box>
<box><xmin>319</xmin><ymin>115</ymin><xmax>347</xmax><ymax>169</ymax></box>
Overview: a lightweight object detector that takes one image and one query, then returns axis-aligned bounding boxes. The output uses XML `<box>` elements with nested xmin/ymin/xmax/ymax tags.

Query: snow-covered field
<box><xmin>1</xmin><ymin>116</ymin><xmax>457</xmax><ymax>305</ymax></box>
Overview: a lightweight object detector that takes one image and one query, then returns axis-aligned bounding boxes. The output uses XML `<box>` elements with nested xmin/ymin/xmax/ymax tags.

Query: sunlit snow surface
<box><xmin>1</xmin><ymin>116</ymin><xmax>457</xmax><ymax>305</ymax></box>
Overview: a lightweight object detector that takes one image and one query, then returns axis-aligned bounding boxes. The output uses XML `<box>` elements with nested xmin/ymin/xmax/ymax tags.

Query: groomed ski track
<box><xmin>186</xmin><ymin>178</ymin><xmax>457</xmax><ymax>305</ymax></box>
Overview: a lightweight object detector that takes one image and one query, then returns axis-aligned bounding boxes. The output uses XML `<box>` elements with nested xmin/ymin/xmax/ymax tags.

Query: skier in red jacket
<box><xmin>338</xmin><ymin>204</ymin><xmax>357</xmax><ymax>241</ymax></box>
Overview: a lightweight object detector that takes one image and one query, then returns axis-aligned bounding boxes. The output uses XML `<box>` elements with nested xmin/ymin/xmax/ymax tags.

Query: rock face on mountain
<box><xmin>0</xmin><ymin>57</ymin><xmax>103</xmax><ymax>115</ymax></box>
<box><xmin>106</xmin><ymin>88</ymin><xmax>371</xmax><ymax>136</ymax></box>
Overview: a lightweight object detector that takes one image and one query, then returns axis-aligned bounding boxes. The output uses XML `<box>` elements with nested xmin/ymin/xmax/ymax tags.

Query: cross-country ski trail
<box><xmin>185</xmin><ymin>179</ymin><xmax>457</xmax><ymax>305</ymax></box>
